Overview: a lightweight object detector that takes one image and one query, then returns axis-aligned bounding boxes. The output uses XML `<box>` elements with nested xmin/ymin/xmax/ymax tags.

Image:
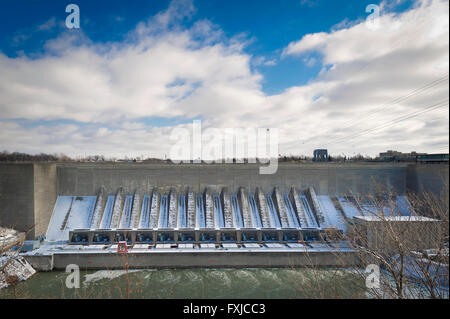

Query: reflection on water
<box><xmin>0</xmin><ymin>268</ymin><xmax>365</xmax><ymax>299</ymax></box>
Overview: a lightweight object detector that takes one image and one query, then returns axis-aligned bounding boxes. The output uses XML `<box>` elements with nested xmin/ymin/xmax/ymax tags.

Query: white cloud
<box><xmin>283</xmin><ymin>0</ymin><xmax>449</xmax><ymax>64</ymax></box>
<box><xmin>300</xmin><ymin>0</ymin><xmax>319</xmax><ymax>8</ymax></box>
<box><xmin>263</xmin><ymin>59</ymin><xmax>277</xmax><ymax>66</ymax></box>
<box><xmin>282</xmin><ymin>32</ymin><xmax>327</xmax><ymax>57</ymax></box>
<box><xmin>303</xmin><ymin>57</ymin><xmax>317</xmax><ymax>67</ymax></box>
<box><xmin>0</xmin><ymin>0</ymin><xmax>448</xmax><ymax>158</ymax></box>
<box><xmin>37</xmin><ymin>17</ymin><xmax>57</xmax><ymax>31</ymax></box>
<box><xmin>252</xmin><ymin>56</ymin><xmax>277</xmax><ymax>67</ymax></box>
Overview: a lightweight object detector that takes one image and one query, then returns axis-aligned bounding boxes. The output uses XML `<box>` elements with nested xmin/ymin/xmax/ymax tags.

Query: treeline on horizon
<box><xmin>0</xmin><ymin>150</ymin><xmax>377</xmax><ymax>163</ymax></box>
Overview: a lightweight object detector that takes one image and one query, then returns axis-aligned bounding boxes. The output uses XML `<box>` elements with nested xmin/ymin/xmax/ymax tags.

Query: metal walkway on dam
<box><xmin>45</xmin><ymin>185</ymin><xmax>415</xmax><ymax>245</ymax></box>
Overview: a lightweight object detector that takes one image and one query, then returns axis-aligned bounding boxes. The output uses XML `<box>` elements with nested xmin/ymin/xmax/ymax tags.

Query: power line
<box><xmin>297</xmin><ymin>11</ymin><xmax>447</xmax><ymax>150</ymax></box>
<box><xmin>299</xmin><ymin>73</ymin><xmax>449</xmax><ymax>147</ymax></box>
<box><xmin>329</xmin><ymin>99</ymin><xmax>449</xmax><ymax>145</ymax></box>
<box><xmin>337</xmin><ymin>74</ymin><xmax>448</xmax><ymax>130</ymax></box>
<box><xmin>331</xmin><ymin>99</ymin><xmax>448</xmax><ymax>144</ymax></box>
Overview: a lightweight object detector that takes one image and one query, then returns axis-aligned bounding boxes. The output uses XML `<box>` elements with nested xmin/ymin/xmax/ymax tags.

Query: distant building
<box><xmin>379</xmin><ymin>150</ymin><xmax>403</xmax><ymax>160</ymax></box>
<box><xmin>379</xmin><ymin>150</ymin><xmax>448</xmax><ymax>163</ymax></box>
<box><xmin>313</xmin><ymin>149</ymin><xmax>328</xmax><ymax>162</ymax></box>
<box><xmin>379</xmin><ymin>150</ymin><xmax>426</xmax><ymax>162</ymax></box>
<box><xmin>416</xmin><ymin>153</ymin><xmax>449</xmax><ymax>163</ymax></box>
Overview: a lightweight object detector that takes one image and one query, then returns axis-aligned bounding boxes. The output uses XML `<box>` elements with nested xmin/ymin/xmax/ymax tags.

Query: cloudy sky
<box><xmin>0</xmin><ymin>0</ymin><xmax>448</xmax><ymax>159</ymax></box>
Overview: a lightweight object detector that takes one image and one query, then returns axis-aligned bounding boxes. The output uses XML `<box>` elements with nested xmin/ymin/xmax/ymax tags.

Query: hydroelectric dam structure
<box><xmin>1</xmin><ymin>162</ymin><xmax>448</xmax><ymax>270</ymax></box>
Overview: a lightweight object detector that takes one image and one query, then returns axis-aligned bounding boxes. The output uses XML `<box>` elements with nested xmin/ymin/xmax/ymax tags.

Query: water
<box><xmin>1</xmin><ymin>268</ymin><xmax>365</xmax><ymax>299</ymax></box>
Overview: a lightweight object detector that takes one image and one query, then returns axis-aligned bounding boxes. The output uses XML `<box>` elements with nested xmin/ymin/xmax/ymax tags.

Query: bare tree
<box><xmin>342</xmin><ymin>183</ymin><xmax>449</xmax><ymax>298</ymax></box>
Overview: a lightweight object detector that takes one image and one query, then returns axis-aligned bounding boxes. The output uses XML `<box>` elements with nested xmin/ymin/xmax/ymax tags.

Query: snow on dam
<box><xmin>50</xmin><ymin>185</ymin><xmax>417</xmax><ymax>243</ymax></box>
<box><xmin>0</xmin><ymin>162</ymin><xmax>448</xmax><ymax>239</ymax></box>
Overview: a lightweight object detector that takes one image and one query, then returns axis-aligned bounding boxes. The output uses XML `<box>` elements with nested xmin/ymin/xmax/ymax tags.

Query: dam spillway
<box><xmin>45</xmin><ymin>185</ymin><xmax>416</xmax><ymax>245</ymax></box>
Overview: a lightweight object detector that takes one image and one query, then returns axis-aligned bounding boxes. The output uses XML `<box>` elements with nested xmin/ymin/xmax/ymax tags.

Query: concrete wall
<box><xmin>0</xmin><ymin>164</ymin><xmax>35</xmax><ymax>238</ymax></box>
<box><xmin>47</xmin><ymin>250</ymin><xmax>359</xmax><ymax>270</ymax></box>
<box><xmin>34</xmin><ymin>163</ymin><xmax>57</xmax><ymax>237</ymax></box>
<box><xmin>55</xmin><ymin>162</ymin><xmax>409</xmax><ymax>196</ymax></box>
<box><xmin>0</xmin><ymin>163</ymin><xmax>57</xmax><ymax>239</ymax></box>
<box><xmin>406</xmin><ymin>164</ymin><xmax>449</xmax><ymax>198</ymax></box>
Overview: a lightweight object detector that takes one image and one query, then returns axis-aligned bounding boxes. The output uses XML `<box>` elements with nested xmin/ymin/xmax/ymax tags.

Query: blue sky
<box><xmin>0</xmin><ymin>0</ymin><xmax>448</xmax><ymax>158</ymax></box>
<box><xmin>1</xmin><ymin>0</ymin><xmax>416</xmax><ymax>94</ymax></box>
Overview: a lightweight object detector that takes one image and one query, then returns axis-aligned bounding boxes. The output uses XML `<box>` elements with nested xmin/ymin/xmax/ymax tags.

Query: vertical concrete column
<box><xmin>272</xmin><ymin>187</ymin><xmax>289</xmax><ymax>228</ymax></box>
<box><xmin>204</xmin><ymin>188</ymin><xmax>215</xmax><ymax>228</ymax></box>
<box><xmin>110</xmin><ymin>187</ymin><xmax>124</xmax><ymax>228</ymax></box>
<box><xmin>149</xmin><ymin>188</ymin><xmax>159</xmax><ymax>228</ymax></box>
<box><xmin>221</xmin><ymin>187</ymin><xmax>234</xmax><ymax>228</ymax></box>
<box><xmin>255</xmin><ymin>187</ymin><xmax>271</xmax><ymax>228</ymax></box>
<box><xmin>90</xmin><ymin>186</ymin><xmax>106</xmax><ymax>229</ymax></box>
<box><xmin>289</xmin><ymin>187</ymin><xmax>308</xmax><ymax>229</ymax></box>
<box><xmin>129</xmin><ymin>190</ymin><xmax>141</xmax><ymax>229</ymax></box>
<box><xmin>167</xmin><ymin>188</ymin><xmax>177</xmax><ymax>228</ymax></box>
<box><xmin>238</xmin><ymin>187</ymin><xmax>253</xmax><ymax>228</ymax></box>
<box><xmin>186</xmin><ymin>188</ymin><xmax>196</xmax><ymax>228</ymax></box>
<box><xmin>33</xmin><ymin>163</ymin><xmax>57</xmax><ymax>238</ymax></box>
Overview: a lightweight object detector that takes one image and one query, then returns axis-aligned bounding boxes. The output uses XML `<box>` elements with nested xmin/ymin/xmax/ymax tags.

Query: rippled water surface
<box><xmin>1</xmin><ymin>268</ymin><xmax>365</xmax><ymax>299</ymax></box>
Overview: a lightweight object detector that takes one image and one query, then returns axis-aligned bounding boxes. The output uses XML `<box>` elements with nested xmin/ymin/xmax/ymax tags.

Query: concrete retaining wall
<box><xmin>0</xmin><ymin>164</ymin><xmax>35</xmax><ymax>238</ymax></box>
<box><xmin>48</xmin><ymin>250</ymin><xmax>359</xmax><ymax>270</ymax></box>
<box><xmin>34</xmin><ymin>163</ymin><xmax>57</xmax><ymax>238</ymax></box>
<box><xmin>406</xmin><ymin>164</ymin><xmax>449</xmax><ymax>198</ymax></box>
<box><xmin>24</xmin><ymin>254</ymin><xmax>54</xmax><ymax>272</ymax></box>
<box><xmin>55</xmin><ymin>162</ymin><xmax>409</xmax><ymax>195</ymax></box>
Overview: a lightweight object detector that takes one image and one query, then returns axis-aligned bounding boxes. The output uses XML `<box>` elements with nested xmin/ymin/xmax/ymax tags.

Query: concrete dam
<box><xmin>1</xmin><ymin>162</ymin><xmax>448</xmax><ymax>270</ymax></box>
<box><xmin>51</xmin><ymin>185</ymin><xmax>413</xmax><ymax>244</ymax></box>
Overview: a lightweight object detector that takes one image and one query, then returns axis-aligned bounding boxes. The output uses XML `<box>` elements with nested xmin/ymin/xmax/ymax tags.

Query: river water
<box><xmin>0</xmin><ymin>268</ymin><xmax>365</xmax><ymax>299</ymax></box>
